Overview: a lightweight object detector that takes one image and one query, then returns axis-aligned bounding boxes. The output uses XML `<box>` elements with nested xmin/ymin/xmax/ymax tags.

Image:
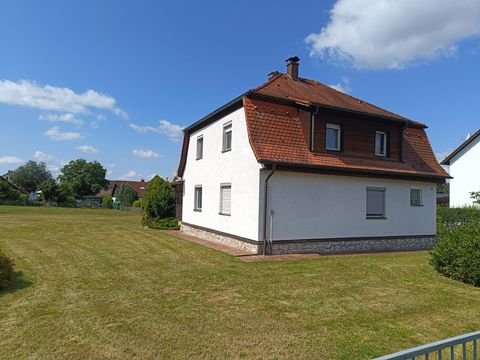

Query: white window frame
<box><xmin>410</xmin><ymin>188</ymin><xmax>423</xmax><ymax>206</ymax></box>
<box><xmin>366</xmin><ymin>187</ymin><xmax>386</xmax><ymax>219</ymax></box>
<box><xmin>196</xmin><ymin>135</ymin><xmax>203</xmax><ymax>160</ymax></box>
<box><xmin>194</xmin><ymin>185</ymin><xmax>202</xmax><ymax>211</ymax></box>
<box><xmin>375</xmin><ymin>131</ymin><xmax>387</xmax><ymax>157</ymax></box>
<box><xmin>219</xmin><ymin>183</ymin><xmax>231</xmax><ymax>216</ymax></box>
<box><xmin>326</xmin><ymin>123</ymin><xmax>341</xmax><ymax>151</ymax></box>
<box><xmin>222</xmin><ymin>122</ymin><xmax>232</xmax><ymax>152</ymax></box>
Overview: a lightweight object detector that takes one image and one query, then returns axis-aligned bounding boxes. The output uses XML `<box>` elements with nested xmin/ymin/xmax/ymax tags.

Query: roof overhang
<box><xmin>440</xmin><ymin>129</ymin><xmax>480</xmax><ymax>165</ymax></box>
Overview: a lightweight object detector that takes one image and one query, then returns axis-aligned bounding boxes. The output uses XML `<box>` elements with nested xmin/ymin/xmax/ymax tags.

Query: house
<box><xmin>94</xmin><ymin>179</ymin><xmax>148</xmax><ymax>201</ymax></box>
<box><xmin>441</xmin><ymin>129</ymin><xmax>480</xmax><ymax>207</ymax></box>
<box><xmin>175</xmin><ymin>57</ymin><xmax>449</xmax><ymax>255</ymax></box>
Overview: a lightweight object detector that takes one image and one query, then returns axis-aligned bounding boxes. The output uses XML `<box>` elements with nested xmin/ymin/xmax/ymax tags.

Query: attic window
<box><xmin>375</xmin><ymin>131</ymin><xmax>387</xmax><ymax>157</ymax></box>
<box><xmin>196</xmin><ymin>135</ymin><xmax>204</xmax><ymax>160</ymax></box>
<box><xmin>222</xmin><ymin>122</ymin><xmax>232</xmax><ymax>152</ymax></box>
<box><xmin>326</xmin><ymin>123</ymin><xmax>341</xmax><ymax>151</ymax></box>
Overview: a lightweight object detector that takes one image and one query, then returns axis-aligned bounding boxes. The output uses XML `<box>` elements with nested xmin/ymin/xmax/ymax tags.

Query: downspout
<box><xmin>310</xmin><ymin>105</ymin><xmax>320</xmax><ymax>151</ymax></box>
<box><xmin>263</xmin><ymin>164</ymin><xmax>276</xmax><ymax>256</ymax></box>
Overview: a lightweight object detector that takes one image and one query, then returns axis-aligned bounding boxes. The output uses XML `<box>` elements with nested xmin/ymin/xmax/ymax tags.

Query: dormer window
<box><xmin>326</xmin><ymin>123</ymin><xmax>341</xmax><ymax>151</ymax></box>
<box><xmin>375</xmin><ymin>131</ymin><xmax>387</xmax><ymax>157</ymax></box>
<box><xmin>196</xmin><ymin>135</ymin><xmax>203</xmax><ymax>160</ymax></box>
<box><xmin>222</xmin><ymin>122</ymin><xmax>232</xmax><ymax>152</ymax></box>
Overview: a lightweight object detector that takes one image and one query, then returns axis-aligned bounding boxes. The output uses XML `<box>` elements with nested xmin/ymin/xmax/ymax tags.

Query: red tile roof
<box><xmin>97</xmin><ymin>180</ymin><xmax>149</xmax><ymax>198</ymax></box>
<box><xmin>253</xmin><ymin>73</ymin><xmax>426</xmax><ymax>127</ymax></box>
<box><xmin>244</xmin><ymin>96</ymin><xmax>448</xmax><ymax>180</ymax></box>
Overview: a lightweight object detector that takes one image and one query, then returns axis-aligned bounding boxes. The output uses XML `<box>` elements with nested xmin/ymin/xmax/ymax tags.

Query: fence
<box><xmin>374</xmin><ymin>331</ymin><xmax>480</xmax><ymax>360</ymax></box>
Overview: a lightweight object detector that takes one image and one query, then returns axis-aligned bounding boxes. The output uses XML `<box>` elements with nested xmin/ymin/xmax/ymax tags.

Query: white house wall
<box><xmin>449</xmin><ymin>136</ymin><xmax>480</xmax><ymax>207</ymax></box>
<box><xmin>262</xmin><ymin>171</ymin><xmax>436</xmax><ymax>241</ymax></box>
<box><xmin>182</xmin><ymin>107</ymin><xmax>262</xmax><ymax>241</ymax></box>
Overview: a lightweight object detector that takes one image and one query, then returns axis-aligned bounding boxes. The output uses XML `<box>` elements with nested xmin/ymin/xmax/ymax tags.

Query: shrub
<box><xmin>142</xmin><ymin>176</ymin><xmax>175</xmax><ymax>227</ymax></box>
<box><xmin>102</xmin><ymin>196</ymin><xmax>113</xmax><ymax>209</ymax></box>
<box><xmin>146</xmin><ymin>217</ymin><xmax>179</xmax><ymax>230</ymax></box>
<box><xmin>0</xmin><ymin>249</ymin><xmax>15</xmax><ymax>290</ymax></box>
<box><xmin>0</xmin><ymin>181</ymin><xmax>20</xmax><ymax>201</ymax></box>
<box><xmin>116</xmin><ymin>184</ymin><xmax>138</xmax><ymax>207</ymax></box>
<box><xmin>431</xmin><ymin>207</ymin><xmax>480</xmax><ymax>286</ymax></box>
<box><xmin>132</xmin><ymin>199</ymin><xmax>142</xmax><ymax>208</ymax></box>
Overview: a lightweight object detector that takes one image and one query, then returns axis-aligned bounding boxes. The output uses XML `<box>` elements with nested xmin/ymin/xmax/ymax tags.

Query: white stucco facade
<box><xmin>181</xmin><ymin>106</ymin><xmax>262</xmax><ymax>241</ymax></box>
<box><xmin>262</xmin><ymin>171</ymin><xmax>437</xmax><ymax>241</ymax></box>
<box><xmin>448</xmin><ymin>136</ymin><xmax>480</xmax><ymax>207</ymax></box>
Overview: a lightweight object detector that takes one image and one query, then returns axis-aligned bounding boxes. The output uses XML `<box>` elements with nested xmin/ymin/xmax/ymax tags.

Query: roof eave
<box><xmin>440</xmin><ymin>129</ymin><xmax>480</xmax><ymax>165</ymax></box>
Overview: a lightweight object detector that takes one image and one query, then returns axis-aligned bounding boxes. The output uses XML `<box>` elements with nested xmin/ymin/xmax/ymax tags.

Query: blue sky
<box><xmin>1</xmin><ymin>1</ymin><xmax>479</xmax><ymax>180</ymax></box>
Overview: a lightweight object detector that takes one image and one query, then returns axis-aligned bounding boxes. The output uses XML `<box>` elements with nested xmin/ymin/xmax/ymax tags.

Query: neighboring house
<box><xmin>441</xmin><ymin>129</ymin><xmax>480</xmax><ymax>207</ymax></box>
<box><xmin>96</xmin><ymin>179</ymin><xmax>148</xmax><ymax>200</ymax></box>
<box><xmin>175</xmin><ymin>57</ymin><xmax>449</xmax><ymax>255</ymax></box>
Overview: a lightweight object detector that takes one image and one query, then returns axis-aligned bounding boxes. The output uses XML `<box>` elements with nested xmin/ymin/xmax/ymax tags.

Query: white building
<box><xmin>175</xmin><ymin>58</ymin><xmax>449</xmax><ymax>255</ymax></box>
<box><xmin>441</xmin><ymin>130</ymin><xmax>480</xmax><ymax>207</ymax></box>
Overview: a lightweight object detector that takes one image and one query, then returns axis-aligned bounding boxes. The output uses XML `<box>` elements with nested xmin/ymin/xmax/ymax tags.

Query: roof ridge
<box><xmin>250</xmin><ymin>72</ymin><xmax>284</xmax><ymax>92</ymax></box>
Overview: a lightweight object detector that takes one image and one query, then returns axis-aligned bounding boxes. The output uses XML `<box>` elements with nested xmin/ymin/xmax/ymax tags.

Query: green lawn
<box><xmin>0</xmin><ymin>206</ymin><xmax>479</xmax><ymax>359</ymax></box>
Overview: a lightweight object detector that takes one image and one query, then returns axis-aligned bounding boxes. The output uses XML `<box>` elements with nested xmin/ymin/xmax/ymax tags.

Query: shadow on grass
<box><xmin>0</xmin><ymin>271</ymin><xmax>32</xmax><ymax>296</ymax></box>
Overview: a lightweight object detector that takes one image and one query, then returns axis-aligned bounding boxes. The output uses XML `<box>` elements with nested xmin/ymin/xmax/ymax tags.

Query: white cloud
<box><xmin>120</xmin><ymin>170</ymin><xmax>141</xmax><ymax>180</ymax></box>
<box><xmin>44</xmin><ymin>126</ymin><xmax>83</xmax><ymax>141</ymax></box>
<box><xmin>0</xmin><ymin>79</ymin><xmax>128</xmax><ymax>117</ymax></box>
<box><xmin>129</xmin><ymin>120</ymin><xmax>184</xmax><ymax>142</ymax></box>
<box><xmin>132</xmin><ymin>149</ymin><xmax>160</xmax><ymax>158</ymax></box>
<box><xmin>305</xmin><ymin>0</ymin><xmax>480</xmax><ymax>69</ymax></box>
<box><xmin>0</xmin><ymin>156</ymin><xmax>24</xmax><ymax>165</ymax></box>
<box><xmin>328</xmin><ymin>77</ymin><xmax>351</xmax><ymax>93</ymax></box>
<box><xmin>76</xmin><ymin>145</ymin><xmax>98</xmax><ymax>154</ymax></box>
<box><xmin>33</xmin><ymin>151</ymin><xmax>54</xmax><ymax>161</ymax></box>
<box><xmin>39</xmin><ymin>113</ymin><xmax>84</xmax><ymax>126</ymax></box>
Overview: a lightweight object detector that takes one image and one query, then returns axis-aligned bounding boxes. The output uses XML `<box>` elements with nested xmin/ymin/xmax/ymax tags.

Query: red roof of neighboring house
<box><xmin>97</xmin><ymin>180</ymin><xmax>148</xmax><ymax>198</ymax></box>
<box><xmin>243</xmin><ymin>97</ymin><xmax>448</xmax><ymax>181</ymax></box>
<box><xmin>440</xmin><ymin>129</ymin><xmax>480</xmax><ymax>165</ymax></box>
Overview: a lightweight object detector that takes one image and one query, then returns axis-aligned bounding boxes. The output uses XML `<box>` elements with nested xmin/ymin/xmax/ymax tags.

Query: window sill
<box><xmin>193</xmin><ymin>209</ymin><xmax>202</xmax><ymax>212</ymax></box>
<box><xmin>366</xmin><ymin>216</ymin><xmax>387</xmax><ymax>220</ymax></box>
<box><xmin>218</xmin><ymin>212</ymin><xmax>231</xmax><ymax>216</ymax></box>
<box><xmin>221</xmin><ymin>148</ymin><xmax>231</xmax><ymax>153</ymax></box>
<box><xmin>410</xmin><ymin>204</ymin><xmax>424</xmax><ymax>207</ymax></box>
<box><xmin>196</xmin><ymin>157</ymin><xmax>203</xmax><ymax>160</ymax></box>
<box><xmin>325</xmin><ymin>148</ymin><xmax>341</xmax><ymax>152</ymax></box>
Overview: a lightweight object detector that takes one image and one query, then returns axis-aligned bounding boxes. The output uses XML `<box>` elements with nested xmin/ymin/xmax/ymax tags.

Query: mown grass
<box><xmin>0</xmin><ymin>206</ymin><xmax>479</xmax><ymax>359</ymax></box>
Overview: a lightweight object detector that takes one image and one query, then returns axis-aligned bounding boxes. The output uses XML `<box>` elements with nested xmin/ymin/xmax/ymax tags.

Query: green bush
<box><xmin>0</xmin><ymin>249</ymin><xmax>15</xmax><ymax>290</ymax></box>
<box><xmin>146</xmin><ymin>217</ymin><xmax>179</xmax><ymax>230</ymax></box>
<box><xmin>431</xmin><ymin>207</ymin><xmax>480</xmax><ymax>286</ymax></box>
<box><xmin>102</xmin><ymin>196</ymin><xmax>113</xmax><ymax>209</ymax></box>
<box><xmin>142</xmin><ymin>176</ymin><xmax>175</xmax><ymax>227</ymax></box>
<box><xmin>0</xmin><ymin>181</ymin><xmax>20</xmax><ymax>201</ymax></box>
<box><xmin>132</xmin><ymin>199</ymin><xmax>142</xmax><ymax>208</ymax></box>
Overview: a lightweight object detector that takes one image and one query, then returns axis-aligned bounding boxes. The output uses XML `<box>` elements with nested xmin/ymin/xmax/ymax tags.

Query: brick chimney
<box><xmin>286</xmin><ymin>56</ymin><xmax>300</xmax><ymax>80</ymax></box>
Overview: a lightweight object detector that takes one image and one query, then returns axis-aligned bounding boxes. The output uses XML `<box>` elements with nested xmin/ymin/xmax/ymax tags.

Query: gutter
<box><xmin>310</xmin><ymin>105</ymin><xmax>320</xmax><ymax>151</ymax></box>
<box><xmin>262</xmin><ymin>165</ymin><xmax>276</xmax><ymax>256</ymax></box>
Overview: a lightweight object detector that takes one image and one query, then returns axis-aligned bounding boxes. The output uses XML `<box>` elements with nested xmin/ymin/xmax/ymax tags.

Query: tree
<box><xmin>142</xmin><ymin>175</ymin><xmax>175</xmax><ymax>226</ymax></box>
<box><xmin>9</xmin><ymin>161</ymin><xmax>52</xmax><ymax>193</ymax></box>
<box><xmin>470</xmin><ymin>191</ymin><xmax>480</xmax><ymax>203</ymax></box>
<box><xmin>58</xmin><ymin>159</ymin><xmax>107</xmax><ymax>197</ymax></box>
<box><xmin>115</xmin><ymin>184</ymin><xmax>137</xmax><ymax>207</ymax></box>
<box><xmin>37</xmin><ymin>179</ymin><xmax>59</xmax><ymax>204</ymax></box>
<box><xmin>0</xmin><ymin>180</ymin><xmax>20</xmax><ymax>200</ymax></box>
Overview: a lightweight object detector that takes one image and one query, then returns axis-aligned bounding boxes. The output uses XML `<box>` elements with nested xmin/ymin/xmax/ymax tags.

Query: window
<box><xmin>326</xmin><ymin>123</ymin><xmax>341</xmax><ymax>151</ymax></box>
<box><xmin>222</xmin><ymin>122</ymin><xmax>232</xmax><ymax>152</ymax></box>
<box><xmin>366</xmin><ymin>187</ymin><xmax>386</xmax><ymax>219</ymax></box>
<box><xmin>375</xmin><ymin>131</ymin><xmax>387</xmax><ymax>157</ymax></box>
<box><xmin>219</xmin><ymin>183</ymin><xmax>231</xmax><ymax>215</ymax></box>
<box><xmin>410</xmin><ymin>189</ymin><xmax>423</xmax><ymax>206</ymax></box>
<box><xmin>196</xmin><ymin>135</ymin><xmax>203</xmax><ymax>160</ymax></box>
<box><xmin>194</xmin><ymin>185</ymin><xmax>202</xmax><ymax>211</ymax></box>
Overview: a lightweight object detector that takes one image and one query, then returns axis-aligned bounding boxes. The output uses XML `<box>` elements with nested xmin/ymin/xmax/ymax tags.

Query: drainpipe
<box><xmin>310</xmin><ymin>105</ymin><xmax>320</xmax><ymax>151</ymax></box>
<box><xmin>263</xmin><ymin>164</ymin><xmax>276</xmax><ymax>256</ymax></box>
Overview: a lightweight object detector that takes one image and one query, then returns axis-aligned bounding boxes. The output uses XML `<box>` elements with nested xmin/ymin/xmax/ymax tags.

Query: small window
<box><xmin>366</xmin><ymin>187</ymin><xmax>386</xmax><ymax>219</ymax></box>
<box><xmin>326</xmin><ymin>123</ymin><xmax>341</xmax><ymax>151</ymax></box>
<box><xmin>194</xmin><ymin>185</ymin><xmax>202</xmax><ymax>211</ymax></box>
<box><xmin>196</xmin><ymin>136</ymin><xmax>203</xmax><ymax>160</ymax></box>
<box><xmin>222</xmin><ymin>122</ymin><xmax>232</xmax><ymax>152</ymax></box>
<box><xmin>375</xmin><ymin>131</ymin><xmax>387</xmax><ymax>157</ymax></box>
<box><xmin>410</xmin><ymin>189</ymin><xmax>423</xmax><ymax>206</ymax></box>
<box><xmin>219</xmin><ymin>183</ymin><xmax>231</xmax><ymax>215</ymax></box>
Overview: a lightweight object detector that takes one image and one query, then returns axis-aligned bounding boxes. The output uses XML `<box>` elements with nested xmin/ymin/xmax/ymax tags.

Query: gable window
<box><xmin>375</xmin><ymin>131</ymin><xmax>387</xmax><ymax>157</ymax></box>
<box><xmin>366</xmin><ymin>187</ymin><xmax>386</xmax><ymax>219</ymax></box>
<box><xmin>196</xmin><ymin>135</ymin><xmax>203</xmax><ymax>160</ymax></box>
<box><xmin>222</xmin><ymin>122</ymin><xmax>232</xmax><ymax>152</ymax></box>
<box><xmin>410</xmin><ymin>189</ymin><xmax>423</xmax><ymax>206</ymax></box>
<box><xmin>219</xmin><ymin>183</ymin><xmax>231</xmax><ymax>215</ymax></box>
<box><xmin>194</xmin><ymin>185</ymin><xmax>202</xmax><ymax>211</ymax></box>
<box><xmin>326</xmin><ymin>123</ymin><xmax>341</xmax><ymax>151</ymax></box>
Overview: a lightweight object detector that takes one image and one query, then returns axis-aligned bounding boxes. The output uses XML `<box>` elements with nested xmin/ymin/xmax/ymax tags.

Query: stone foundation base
<box><xmin>180</xmin><ymin>223</ymin><xmax>259</xmax><ymax>253</ymax></box>
<box><xmin>180</xmin><ymin>222</ymin><xmax>435</xmax><ymax>255</ymax></box>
